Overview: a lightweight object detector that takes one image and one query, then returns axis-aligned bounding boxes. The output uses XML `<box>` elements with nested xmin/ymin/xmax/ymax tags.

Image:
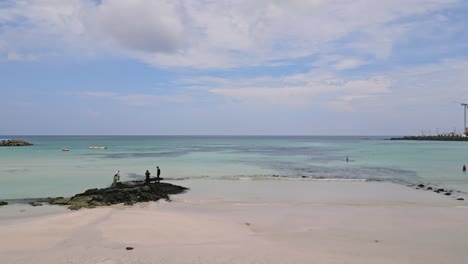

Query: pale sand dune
<box><xmin>1</xmin><ymin>181</ymin><xmax>468</xmax><ymax>264</ymax></box>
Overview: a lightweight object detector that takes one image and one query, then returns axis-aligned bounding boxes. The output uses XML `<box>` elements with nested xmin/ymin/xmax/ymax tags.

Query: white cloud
<box><xmin>7</xmin><ymin>51</ymin><xmax>37</xmax><ymax>61</ymax></box>
<box><xmin>86</xmin><ymin>110</ymin><xmax>101</xmax><ymax>119</ymax></box>
<box><xmin>86</xmin><ymin>0</ymin><xmax>185</xmax><ymax>53</ymax></box>
<box><xmin>202</xmin><ymin>72</ymin><xmax>392</xmax><ymax>110</ymax></box>
<box><xmin>82</xmin><ymin>91</ymin><xmax>191</xmax><ymax>106</ymax></box>
<box><xmin>210</xmin><ymin>86</ymin><xmax>317</xmax><ymax>106</ymax></box>
<box><xmin>388</xmin><ymin>59</ymin><xmax>468</xmax><ymax>106</ymax></box>
<box><xmin>0</xmin><ymin>0</ymin><xmax>461</xmax><ymax>68</ymax></box>
<box><xmin>199</xmin><ymin>57</ymin><xmax>468</xmax><ymax>112</ymax></box>
<box><xmin>333</xmin><ymin>58</ymin><xmax>369</xmax><ymax>70</ymax></box>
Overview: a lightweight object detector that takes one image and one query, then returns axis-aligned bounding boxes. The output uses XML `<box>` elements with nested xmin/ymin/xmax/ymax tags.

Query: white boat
<box><xmin>88</xmin><ymin>146</ymin><xmax>107</xmax><ymax>149</ymax></box>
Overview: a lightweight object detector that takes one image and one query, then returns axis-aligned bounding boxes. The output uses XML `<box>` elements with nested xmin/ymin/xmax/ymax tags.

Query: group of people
<box><xmin>145</xmin><ymin>166</ymin><xmax>161</xmax><ymax>184</ymax></box>
<box><xmin>111</xmin><ymin>166</ymin><xmax>161</xmax><ymax>187</ymax></box>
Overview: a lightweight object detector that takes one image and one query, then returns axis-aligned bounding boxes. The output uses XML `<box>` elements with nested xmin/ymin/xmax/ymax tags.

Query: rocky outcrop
<box><xmin>0</xmin><ymin>201</ymin><xmax>7</xmax><ymax>206</ymax></box>
<box><xmin>37</xmin><ymin>180</ymin><xmax>187</xmax><ymax>210</ymax></box>
<box><xmin>0</xmin><ymin>139</ymin><xmax>33</xmax><ymax>146</ymax></box>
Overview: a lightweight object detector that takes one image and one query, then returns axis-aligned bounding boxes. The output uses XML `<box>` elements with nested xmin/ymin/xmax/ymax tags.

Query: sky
<box><xmin>1</xmin><ymin>0</ymin><xmax>468</xmax><ymax>135</ymax></box>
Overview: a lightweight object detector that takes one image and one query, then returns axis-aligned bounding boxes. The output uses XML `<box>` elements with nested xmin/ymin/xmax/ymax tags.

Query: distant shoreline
<box><xmin>390</xmin><ymin>136</ymin><xmax>468</xmax><ymax>141</ymax></box>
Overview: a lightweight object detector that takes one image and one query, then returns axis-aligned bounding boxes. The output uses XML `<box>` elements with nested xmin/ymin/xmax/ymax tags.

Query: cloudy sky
<box><xmin>1</xmin><ymin>0</ymin><xmax>468</xmax><ymax>135</ymax></box>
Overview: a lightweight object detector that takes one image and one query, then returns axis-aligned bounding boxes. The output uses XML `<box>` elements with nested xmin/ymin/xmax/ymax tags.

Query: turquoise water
<box><xmin>1</xmin><ymin>136</ymin><xmax>468</xmax><ymax>199</ymax></box>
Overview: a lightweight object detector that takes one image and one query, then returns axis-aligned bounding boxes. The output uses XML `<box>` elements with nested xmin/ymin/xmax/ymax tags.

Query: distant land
<box><xmin>0</xmin><ymin>139</ymin><xmax>33</xmax><ymax>146</ymax></box>
<box><xmin>390</xmin><ymin>136</ymin><xmax>468</xmax><ymax>141</ymax></box>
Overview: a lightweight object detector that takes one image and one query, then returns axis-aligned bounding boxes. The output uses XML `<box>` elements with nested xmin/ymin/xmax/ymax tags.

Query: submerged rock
<box><xmin>43</xmin><ymin>180</ymin><xmax>187</xmax><ymax>210</ymax></box>
<box><xmin>457</xmin><ymin>198</ymin><xmax>465</xmax><ymax>201</ymax></box>
<box><xmin>0</xmin><ymin>201</ymin><xmax>7</xmax><ymax>206</ymax></box>
<box><xmin>0</xmin><ymin>139</ymin><xmax>33</xmax><ymax>146</ymax></box>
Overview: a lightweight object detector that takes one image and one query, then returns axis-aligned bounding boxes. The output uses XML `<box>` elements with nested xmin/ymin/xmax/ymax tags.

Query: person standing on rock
<box><xmin>116</xmin><ymin>170</ymin><xmax>121</xmax><ymax>181</ymax></box>
<box><xmin>156</xmin><ymin>166</ymin><xmax>161</xmax><ymax>183</ymax></box>
<box><xmin>145</xmin><ymin>170</ymin><xmax>151</xmax><ymax>184</ymax></box>
<box><xmin>112</xmin><ymin>170</ymin><xmax>120</xmax><ymax>187</ymax></box>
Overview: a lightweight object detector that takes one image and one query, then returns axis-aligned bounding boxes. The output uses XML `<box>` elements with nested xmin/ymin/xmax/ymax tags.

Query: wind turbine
<box><xmin>456</xmin><ymin>102</ymin><xmax>468</xmax><ymax>135</ymax></box>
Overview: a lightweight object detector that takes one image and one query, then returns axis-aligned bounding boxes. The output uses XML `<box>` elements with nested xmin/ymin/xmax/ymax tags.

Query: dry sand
<box><xmin>1</xmin><ymin>181</ymin><xmax>468</xmax><ymax>264</ymax></box>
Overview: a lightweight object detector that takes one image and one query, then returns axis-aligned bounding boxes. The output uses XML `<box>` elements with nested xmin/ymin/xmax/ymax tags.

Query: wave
<box><xmin>165</xmin><ymin>175</ymin><xmax>369</xmax><ymax>182</ymax></box>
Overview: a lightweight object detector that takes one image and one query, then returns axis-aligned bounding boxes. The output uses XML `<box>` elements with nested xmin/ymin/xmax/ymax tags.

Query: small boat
<box><xmin>62</xmin><ymin>148</ymin><xmax>70</xmax><ymax>151</ymax></box>
<box><xmin>88</xmin><ymin>146</ymin><xmax>107</xmax><ymax>149</ymax></box>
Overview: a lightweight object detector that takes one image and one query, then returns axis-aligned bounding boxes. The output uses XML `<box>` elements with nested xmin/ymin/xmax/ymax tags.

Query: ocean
<box><xmin>1</xmin><ymin>136</ymin><xmax>468</xmax><ymax>200</ymax></box>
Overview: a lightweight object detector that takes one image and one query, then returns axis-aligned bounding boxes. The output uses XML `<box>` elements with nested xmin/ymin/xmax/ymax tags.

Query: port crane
<box><xmin>456</xmin><ymin>102</ymin><xmax>468</xmax><ymax>135</ymax></box>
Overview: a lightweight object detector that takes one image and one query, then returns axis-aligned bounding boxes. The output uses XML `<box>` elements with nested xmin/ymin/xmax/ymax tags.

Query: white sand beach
<box><xmin>1</xmin><ymin>180</ymin><xmax>468</xmax><ymax>264</ymax></box>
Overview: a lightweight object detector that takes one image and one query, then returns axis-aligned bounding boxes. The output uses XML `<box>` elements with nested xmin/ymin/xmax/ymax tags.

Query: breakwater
<box><xmin>390</xmin><ymin>136</ymin><xmax>468</xmax><ymax>141</ymax></box>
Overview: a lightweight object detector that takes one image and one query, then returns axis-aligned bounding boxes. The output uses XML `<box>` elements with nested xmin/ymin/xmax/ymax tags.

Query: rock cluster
<box><xmin>0</xmin><ymin>201</ymin><xmax>7</xmax><ymax>206</ymax></box>
<box><xmin>38</xmin><ymin>180</ymin><xmax>187</xmax><ymax>210</ymax></box>
<box><xmin>0</xmin><ymin>139</ymin><xmax>33</xmax><ymax>146</ymax></box>
<box><xmin>29</xmin><ymin>201</ymin><xmax>43</xmax><ymax>206</ymax></box>
<box><xmin>411</xmin><ymin>184</ymin><xmax>465</xmax><ymax>201</ymax></box>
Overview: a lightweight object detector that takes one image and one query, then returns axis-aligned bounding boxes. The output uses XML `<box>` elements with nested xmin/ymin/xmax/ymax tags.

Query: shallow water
<box><xmin>1</xmin><ymin>136</ymin><xmax>468</xmax><ymax>200</ymax></box>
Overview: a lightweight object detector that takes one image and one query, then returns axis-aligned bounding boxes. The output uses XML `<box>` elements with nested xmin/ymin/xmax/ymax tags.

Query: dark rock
<box><xmin>48</xmin><ymin>197</ymin><xmax>69</xmax><ymax>205</ymax></box>
<box><xmin>68</xmin><ymin>204</ymin><xmax>83</xmax><ymax>210</ymax></box>
<box><xmin>83</xmin><ymin>188</ymin><xmax>100</xmax><ymax>195</ymax></box>
<box><xmin>29</xmin><ymin>201</ymin><xmax>43</xmax><ymax>207</ymax></box>
<box><xmin>457</xmin><ymin>198</ymin><xmax>464</xmax><ymax>201</ymax></box>
<box><xmin>445</xmin><ymin>193</ymin><xmax>452</xmax><ymax>196</ymax></box>
<box><xmin>0</xmin><ymin>139</ymin><xmax>33</xmax><ymax>147</ymax></box>
<box><xmin>436</xmin><ymin>188</ymin><xmax>445</xmax><ymax>193</ymax></box>
<box><xmin>126</xmin><ymin>247</ymin><xmax>134</xmax><ymax>250</ymax></box>
<box><xmin>417</xmin><ymin>184</ymin><xmax>425</xmax><ymax>188</ymax></box>
<box><xmin>0</xmin><ymin>201</ymin><xmax>7</xmax><ymax>206</ymax></box>
<box><xmin>55</xmin><ymin>181</ymin><xmax>187</xmax><ymax>210</ymax></box>
<box><xmin>426</xmin><ymin>187</ymin><xmax>433</xmax><ymax>190</ymax></box>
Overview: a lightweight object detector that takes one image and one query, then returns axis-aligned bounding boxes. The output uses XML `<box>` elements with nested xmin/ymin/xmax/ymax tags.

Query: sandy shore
<box><xmin>1</xmin><ymin>180</ymin><xmax>468</xmax><ymax>264</ymax></box>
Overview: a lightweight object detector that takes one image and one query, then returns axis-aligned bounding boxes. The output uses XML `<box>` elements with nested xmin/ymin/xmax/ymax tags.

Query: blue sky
<box><xmin>1</xmin><ymin>0</ymin><xmax>468</xmax><ymax>135</ymax></box>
